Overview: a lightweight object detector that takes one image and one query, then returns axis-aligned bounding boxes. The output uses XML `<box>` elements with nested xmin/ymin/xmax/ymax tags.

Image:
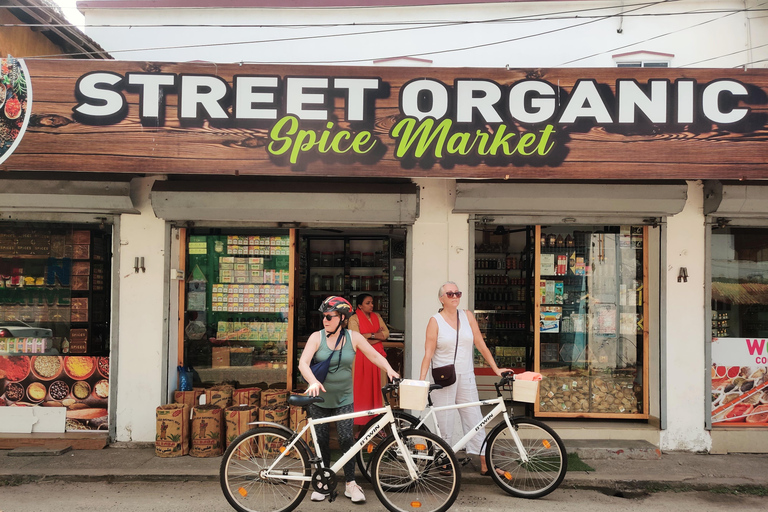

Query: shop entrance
<box><xmin>179</xmin><ymin>226</ymin><xmax>406</xmax><ymax>391</ymax></box>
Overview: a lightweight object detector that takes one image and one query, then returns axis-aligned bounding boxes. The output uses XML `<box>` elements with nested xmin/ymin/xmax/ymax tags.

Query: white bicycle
<box><xmin>356</xmin><ymin>372</ymin><xmax>567</xmax><ymax>499</ymax></box>
<box><xmin>220</xmin><ymin>379</ymin><xmax>460</xmax><ymax>512</ymax></box>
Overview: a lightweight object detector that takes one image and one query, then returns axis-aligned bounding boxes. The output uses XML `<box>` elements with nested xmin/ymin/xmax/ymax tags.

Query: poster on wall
<box><xmin>711</xmin><ymin>338</ymin><xmax>768</xmax><ymax>426</ymax></box>
<box><xmin>0</xmin><ymin>355</ymin><xmax>109</xmax><ymax>431</ymax></box>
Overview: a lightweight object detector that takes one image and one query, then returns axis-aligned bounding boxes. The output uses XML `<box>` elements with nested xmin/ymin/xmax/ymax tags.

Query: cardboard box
<box><xmin>212</xmin><ymin>347</ymin><xmax>230</xmax><ymax>368</ymax></box>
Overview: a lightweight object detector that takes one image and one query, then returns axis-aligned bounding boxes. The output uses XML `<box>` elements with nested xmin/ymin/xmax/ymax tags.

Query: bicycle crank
<box><xmin>311</xmin><ymin>468</ymin><xmax>339</xmax><ymax>502</ymax></box>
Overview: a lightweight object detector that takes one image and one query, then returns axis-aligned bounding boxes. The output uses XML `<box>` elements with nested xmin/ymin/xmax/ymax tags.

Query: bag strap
<box><xmin>431</xmin><ymin>311</ymin><xmax>460</xmax><ymax>371</ymax></box>
<box><xmin>319</xmin><ymin>329</ymin><xmax>345</xmax><ymax>364</ymax></box>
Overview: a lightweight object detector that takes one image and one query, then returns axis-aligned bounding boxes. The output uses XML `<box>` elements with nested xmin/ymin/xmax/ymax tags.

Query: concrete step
<box><xmin>566</xmin><ymin>439</ymin><xmax>661</xmax><ymax>460</ymax></box>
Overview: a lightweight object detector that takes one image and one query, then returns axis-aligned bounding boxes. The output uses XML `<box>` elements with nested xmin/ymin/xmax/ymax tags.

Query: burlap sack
<box><xmin>174</xmin><ymin>390</ymin><xmax>204</xmax><ymax>412</ymax></box>
<box><xmin>155</xmin><ymin>403</ymin><xmax>189</xmax><ymax>457</ymax></box>
<box><xmin>232</xmin><ymin>387</ymin><xmax>262</xmax><ymax>407</ymax></box>
<box><xmin>190</xmin><ymin>404</ymin><xmax>223</xmax><ymax>457</ymax></box>
<box><xmin>225</xmin><ymin>405</ymin><xmax>259</xmax><ymax>448</ymax></box>
<box><xmin>260</xmin><ymin>388</ymin><xmax>288</xmax><ymax>408</ymax></box>
<box><xmin>259</xmin><ymin>404</ymin><xmax>289</xmax><ymax>426</ymax></box>
<box><xmin>289</xmin><ymin>404</ymin><xmax>312</xmax><ymax>458</ymax></box>
<box><xmin>206</xmin><ymin>385</ymin><xmax>234</xmax><ymax>408</ymax></box>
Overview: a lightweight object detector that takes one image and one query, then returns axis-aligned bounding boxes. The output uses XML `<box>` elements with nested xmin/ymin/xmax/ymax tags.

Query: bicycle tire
<box><xmin>220</xmin><ymin>427</ymin><xmax>311</xmax><ymax>512</ymax></box>
<box><xmin>485</xmin><ymin>417</ymin><xmax>567</xmax><ymax>499</ymax></box>
<box><xmin>370</xmin><ymin>428</ymin><xmax>460</xmax><ymax>512</ymax></box>
<box><xmin>356</xmin><ymin>410</ymin><xmax>425</xmax><ymax>483</ymax></box>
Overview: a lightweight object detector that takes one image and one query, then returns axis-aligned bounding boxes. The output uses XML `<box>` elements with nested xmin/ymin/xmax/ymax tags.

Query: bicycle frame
<box><xmin>253</xmin><ymin>404</ymin><xmax>421</xmax><ymax>483</ymax></box>
<box><xmin>412</xmin><ymin>394</ymin><xmax>530</xmax><ymax>464</ymax></box>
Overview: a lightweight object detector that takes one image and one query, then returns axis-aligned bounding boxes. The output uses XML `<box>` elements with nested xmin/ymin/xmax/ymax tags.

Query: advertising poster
<box><xmin>0</xmin><ymin>355</ymin><xmax>110</xmax><ymax>430</ymax></box>
<box><xmin>711</xmin><ymin>338</ymin><xmax>768</xmax><ymax>426</ymax></box>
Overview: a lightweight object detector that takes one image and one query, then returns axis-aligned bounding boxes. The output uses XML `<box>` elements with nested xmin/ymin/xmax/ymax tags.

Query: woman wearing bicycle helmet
<box><xmin>298</xmin><ymin>295</ymin><xmax>399</xmax><ymax>504</ymax></box>
<box><xmin>418</xmin><ymin>281</ymin><xmax>511</xmax><ymax>476</ymax></box>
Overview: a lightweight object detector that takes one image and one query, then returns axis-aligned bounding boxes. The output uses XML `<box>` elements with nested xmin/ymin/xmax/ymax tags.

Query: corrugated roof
<box><xmin>8</xmin><ymin>0</ymin><xmax>111</xmax><ymax>59</ymax></box>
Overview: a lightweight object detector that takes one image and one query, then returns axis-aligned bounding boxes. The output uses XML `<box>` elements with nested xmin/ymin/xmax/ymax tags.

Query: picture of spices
<box><xmin>27</xmin><ymin>382</ymin><xmax>46</xmax><ymax>402</ymax></box>
<box><xmin>97</xmin><ymin>357</ymin><xmax>109</xmax><ymax>378</ymax></box>
<box><xmin>94</xmin><ymin>379</ymin><xmax>109</xmax><ymax>399</ymax></box>
<box><xmin>0</xmin><ymin>56</ymin><xmax>29</xmax><ymax>165</ymax></box>
<box><xmin>5</xmin><ymin>381</ymin><xmax>24</xmax><ymax>401</ymax></box>
<box><xmin>72</xmin><ymin>381</ymin><xmax>90</xmax><ymax>399</ymax></box>
<box><xmin>32</xmin><ymin>356</ymin><xmax>63</xmax><ymax>380</ymax></box>
<box><xmin>49</xmin><ymin>380</ymin><xmax>70</xmax><ymax>401</ymax></box>
<box><xmin>64</xmin><ymin>356</ymin><xmax>96</xmax><ymax>380</ymax></box>
<box><xmin>0</xmin><ymin>356</ymin><xmax>30</xmax><ymax>382</ymax></box>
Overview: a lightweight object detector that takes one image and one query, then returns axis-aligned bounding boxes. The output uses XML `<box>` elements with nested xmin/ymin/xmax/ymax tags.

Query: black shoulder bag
<box><xmin>431</xmin><ymin>312</ymin><xmax>459</xmax><ymax>387</ymax></box>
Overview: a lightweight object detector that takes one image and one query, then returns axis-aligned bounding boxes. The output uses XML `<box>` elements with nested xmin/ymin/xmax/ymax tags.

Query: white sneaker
<box><xmin>345</xmin><ymin>481</ymin><xmax>366</xmax><ymax>504</ymax></box>
<box><xmin>310</xmin><ymin>491</ymin><xmax>326</xmax><ymax>502</ymax></box>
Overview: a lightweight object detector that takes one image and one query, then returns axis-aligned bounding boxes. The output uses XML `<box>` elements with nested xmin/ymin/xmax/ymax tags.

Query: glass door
<box><xmin>534</xmin><ymin>225</ymin><xmax>649</xmax><ymax>418</ymax></box>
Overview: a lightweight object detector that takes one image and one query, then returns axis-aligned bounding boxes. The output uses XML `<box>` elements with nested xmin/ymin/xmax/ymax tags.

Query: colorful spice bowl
<box><xmin>0</xmin><ymin>356</ymin><xmax>31</xmax><ymax>382</ymax></box>
<box><xmin>72</xmin><ymin>380</ymin><xmax>91</xmax><ymax>400</ymax></box>
<box><xmin>93</xmin><ymin>379</ymin><xmax>109</xmax><ymax>400</ymax></box>
<box><xmin>31</xmin><ymin>356</ymin><xmax>63</xmax><ymax>381</ymax></box>
<box><xmin>63</xmin><ymin>356</ymin><xmax>96</xmax><ymax>380</ymax></box>
<box><xmin>96</xmin><ymin>357</ymin><xmax>109</xmax><ymax>379</ymax></box>
<box><xmin>48</xmin><ymin>380</ymin><xmax>70</xmax><ymax>401</ymax></box>
<box><xmin>27</xmin><ymin>382</ymin><xmax>47</xmax><ymax>403</ymax></box>
<box><xmin>4</xmin><ymin>381</ymin><xmax>24</xmax><ymax>402</ymax></box>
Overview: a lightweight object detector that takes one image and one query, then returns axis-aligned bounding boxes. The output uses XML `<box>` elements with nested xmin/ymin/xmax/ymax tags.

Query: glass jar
<box><xmin>335</xmin><ymin>273</ymin><xmax>344</xmax><ymax>291</ymax></box>
<box><xmin>362</xmin><ymin>252</ymin><xmax>374</xmax><ymax>266</ymax></box>
<box><xmin>311</xmin><ymin>274</ymin><xmax>321</xmax><ymax>291</ymax></box>
<box><xmin>320</xmin><ymin>252</ymin><xmax>333</xmax><ymax>266</ymax></box>
<box><xmin>333</xmin><ymin>251</ymin><xmax>345</xmax><ymax>267</ymax></box>
<box><xmin>310</xmin><ymin>251</ymin><xmax>321</xmax><ymax>266</ymax></box>
<box><xmin>350</xmin><ymin>275</ymin><xmax>360</xmax><ymax>291</ymax></box>
<box><xmin>350</xmin><ymin>251</ymin><xmax>362</xmax><ymax>267</ymax></box>
<box><xmin>322</xmin><ymin>275</ymin><xmax>333</xmax><ymax>291</ymax></box>
<box><xmin>362</xmin><ymin>275</ymin><xmax>372</xmax><ymax>291</ymax></box>
<box><xmin>375</xmin><ymin>250</ymin><xmax>386</xmax><ymax>266</ymax></box>
<box><xmin>374</xmin><ymin>275</ymin><xmax>383</xmax><ymax>291</ymax></box>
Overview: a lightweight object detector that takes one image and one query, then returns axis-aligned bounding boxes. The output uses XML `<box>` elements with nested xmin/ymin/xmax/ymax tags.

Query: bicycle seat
<box><xmin>288</xmin><ymin>394</ymin><xmax>325</xmax><ymax>407</ymax></box>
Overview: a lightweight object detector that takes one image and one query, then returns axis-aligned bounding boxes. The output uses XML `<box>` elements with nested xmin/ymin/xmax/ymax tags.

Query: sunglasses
<box><xmin>323</xmin><ymin>314</ymin><xmax>339</xmax><ymax>321</ymax></box>
<box><xmin>444</xmin><ymin>291</ymin><xmax>462</xmax><ymax>298</ymax></box>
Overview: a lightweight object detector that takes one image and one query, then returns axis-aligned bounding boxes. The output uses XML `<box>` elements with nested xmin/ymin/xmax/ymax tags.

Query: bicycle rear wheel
<box><xmin>370</xmin><ymin>429</ymin><xmax>460</xmax><ymax>512</ymax></box>
<box><xmin>485</xmin><ymin>417</ymin><xmax>567</xmax><ymax>499</ymax></box>
<box><xmin>220</xmin><ymin>427</ymin><xmax>311</xmax><ymax>512</ymax></box>
<box><xmin>356</xmin><ymin>410</ymin><xmax>425</xmax><ymax>483</ymax></box>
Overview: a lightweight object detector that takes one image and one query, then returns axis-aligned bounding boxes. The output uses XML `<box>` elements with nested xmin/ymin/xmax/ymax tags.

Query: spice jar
<box><xmin>350</xmin><ymin>275</ymin><xmax>360</xmax><ymax>291</ymax></box>
<box><xmin>320</xmin><ymin>252</ymin><xmax>333</xmax><ymax>266</ymax></box>
<box><xmin>333</xmin><ymin>251</ymin><xmax>344</xmax><ymax>267</ymax></box>
<box><xmin>362</xmin><ymin>252</ymin><xmax>375</xmax><ymax>267</ymax></box>
<box><xmin>310</xmin><ymin>251</ymin><xmax>321</xmax><ymax>266</ymax></box>
<box><xmin>322</xmin><ymin>275</ymin><xmax>333</xmax><ymax>291</ymax></box>
<box><xmin>350</xmin><ymin>251</ymin><xmax>362</xmax><ymax>267</ymax></box>
<box><xmin>335</xmin><ymin>273</ymin><xmax>345</xmax><ymax>291</ymax></box>
<box><xmin>311</xmin><ymin>274</ymin><xmax>321</xmax><ymax>291</ymax></box>
<box><xmin>362</xmin><ymin>275</ymin><xmax>372</xmax><ymax>291</ymax></box>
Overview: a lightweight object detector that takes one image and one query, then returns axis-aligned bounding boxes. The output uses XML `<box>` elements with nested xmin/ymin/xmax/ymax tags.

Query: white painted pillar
<box><xmin>659</xmin><ymin>180</ymin><xmax>711</xmax><ymax>452</ymax></box>
<box><xmin>115</xmin><ymin>176</ymin><xmax>169</xmax><ymax>442</ymax></box>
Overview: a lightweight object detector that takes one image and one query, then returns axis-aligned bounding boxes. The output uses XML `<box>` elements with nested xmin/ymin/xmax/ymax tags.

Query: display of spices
<box><xmin>0</xmin><ymin>56</ymin><xmax>28</xmax><ymax>159</ymax></box>
<box><xmin>49</xmin><ymin>380</ymin><xmax>70</xmax><ymax>400</ymax></box>
<box><xmin>34</xmin><ymin>356</ymin><xmax>62</xmax><ymax>379</ymax></box>
<box><xmin>27</xmin><ymin>382</ymin><xmax>46</xmax><ymax>402</ymax></box>
<box><xmin>94</xmin><ymin>379</ymin><xmax>109</xmax><ymax>399</ymax></box>
<box><xmin>64</xmin><ymin>356</ymin><xmax>95</xmax><ymax>379</ymax></box>
<box><xmin>72</xmin><ymin>381</ymin><xmax>90</xmax><ymax>399</ymax></box>
<box><xmin>5</xmin><ymin>382</ymin><xmax>23</xmax><ymax>401</ymax></box>
<box><xmin>97</xmin><ymin>357</ymin><xmax>109</xmax><ymax>378</ymax></box>
<box><xmin>0</xmin><ymin>356</ymin><xmax>30</xmax><ymax>382</ymax></box>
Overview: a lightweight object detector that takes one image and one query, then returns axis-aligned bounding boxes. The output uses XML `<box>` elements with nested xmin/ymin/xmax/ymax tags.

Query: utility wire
<box><xmin>30</xmin><ymin>0</ymin><xmax>667</xmax><ymax>60</ymax></box>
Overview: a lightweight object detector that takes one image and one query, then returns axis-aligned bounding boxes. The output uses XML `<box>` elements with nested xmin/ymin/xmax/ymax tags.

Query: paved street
<box><xmin>0</xmin><ymin>480</ymin><xmax>765</xmax><ymax>512</ymax></box>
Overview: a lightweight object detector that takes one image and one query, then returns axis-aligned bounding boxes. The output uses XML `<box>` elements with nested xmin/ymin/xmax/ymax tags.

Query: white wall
<box><xmin>114</xmin><ymin>177</ymin><xmax>169</xmax><ymax>442</ymax></box>
<box><xmin>660</xmin><ymin>181</ymin><xmax>710</xmax><ymax>452</ymax></box>
<box><xmin>81</xmin><ymin>0</ymin><xmax>767</xmax><ymax>69</ymax></box>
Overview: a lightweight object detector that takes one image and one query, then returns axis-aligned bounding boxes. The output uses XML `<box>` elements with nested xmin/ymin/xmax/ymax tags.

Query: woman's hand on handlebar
<box><xmin>495</xmin><ymin>368</ymin><xmax>513</xmax><ymax>377</ymax></box>
<box><xmin>305</xmin><ymin>381</ymin><xmax>326</xmax><ymax>396</ymax></box>
<box><xmin>386</xmin><ymin>369</ymin><xmax>400</xmax><ymax>381</ymax></box>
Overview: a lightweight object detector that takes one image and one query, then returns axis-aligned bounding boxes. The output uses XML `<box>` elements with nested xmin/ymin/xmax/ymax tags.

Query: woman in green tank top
<box><xmin>298</xmin><ymin>296</ymin><xmax>399</xmax><ymax>504</ymax></box>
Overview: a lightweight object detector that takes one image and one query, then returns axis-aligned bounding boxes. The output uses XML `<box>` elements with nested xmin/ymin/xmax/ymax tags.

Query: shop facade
<box><xmin>0</xmin><ymin>59</ymin><xmax>766</xmax><ymax>452</ymax></box>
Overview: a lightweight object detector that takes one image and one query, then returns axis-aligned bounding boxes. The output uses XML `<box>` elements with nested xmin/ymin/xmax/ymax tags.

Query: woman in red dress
<box><xmin>348</xmin><ymin>293</ymin><xmax>390</xmax><ymax>425</ymax></box>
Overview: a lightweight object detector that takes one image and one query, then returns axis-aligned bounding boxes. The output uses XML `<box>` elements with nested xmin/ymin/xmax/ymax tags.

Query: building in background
<box><xmin>1</xmin><ymin>0</ymin><xmax>766</xmax><ymax>453</ymax></box>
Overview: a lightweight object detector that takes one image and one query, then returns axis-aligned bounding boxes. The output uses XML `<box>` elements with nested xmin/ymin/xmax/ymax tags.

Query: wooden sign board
<box><xmin>2</xmin><ymin>59</ymin><xmax>767</xmax><ymax>180</ymax></box>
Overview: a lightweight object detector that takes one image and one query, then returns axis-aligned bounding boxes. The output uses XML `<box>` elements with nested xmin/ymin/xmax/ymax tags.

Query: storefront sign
<box><xmin>711</xmin><ymin>338</ymin><xmax>768</xmax><ymax>426</ymax></box>
<box><xmin>3</xmin><ymin>60</ymin><xmax>768</xmax><ymax>179</ymax></box>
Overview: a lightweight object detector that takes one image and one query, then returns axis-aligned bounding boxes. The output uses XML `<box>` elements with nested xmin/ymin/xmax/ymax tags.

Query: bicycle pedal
<box><xmin>458</xmin><ymin>457</ymin><xmax>472</xmax><ymax>466</ymax></box>
<box><xmin>328</xmin><ymin>491</ymin><xmax>338</xmax><ymax>503</ymax></box>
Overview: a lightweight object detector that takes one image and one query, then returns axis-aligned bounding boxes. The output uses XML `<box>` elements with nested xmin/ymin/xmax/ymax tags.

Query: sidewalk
<box><xmin>1</xmin><ymin>443</ymin><xmax>767</xmax><ymax>494</ymax></box>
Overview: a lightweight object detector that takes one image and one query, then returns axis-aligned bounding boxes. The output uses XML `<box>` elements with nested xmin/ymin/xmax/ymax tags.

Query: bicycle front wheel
<box><xmin>220</xmin><ymin>427</ymin><xmax>311</xmax><ymax>512</ymax></box>
<box><xmin>370</xmin><ymin>428</ymin><xmax>460</xmax><ymax>512</ymax></box>
<box><xmin>356</xmin><ymin>410</ymin><xmax>425</xmax><ymax>483</ymax></box>
<box><xmin>485</xmin><ymin>417</ymin><xmax>567</xmax><ymax>499</ymax></box>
